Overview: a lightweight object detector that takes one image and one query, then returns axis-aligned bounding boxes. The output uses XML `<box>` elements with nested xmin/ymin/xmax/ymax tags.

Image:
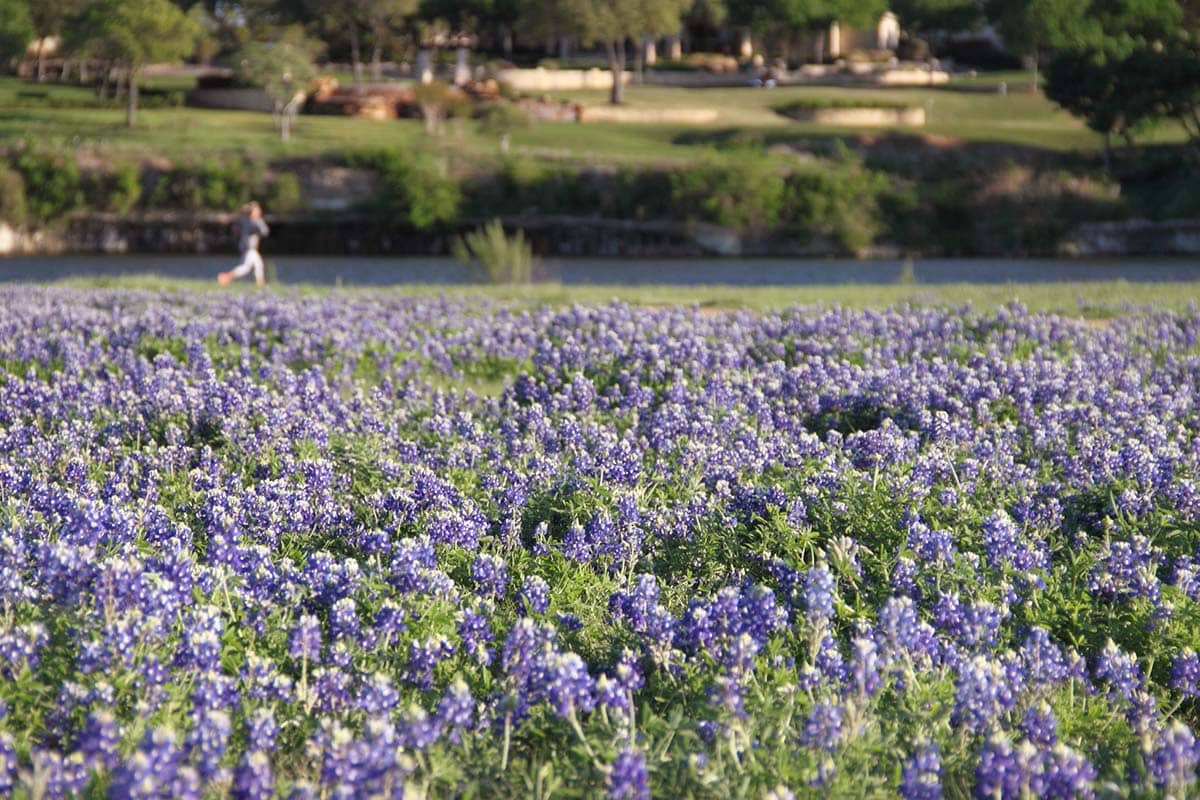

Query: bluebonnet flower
<box><xmin>952</xmin><ymin>655</ymin><xmax>1016</xmax><ymax>734</ymax></box>
<box><xmin>1093</xmin><ymin>640</ymin><xmax>1144</xmax><ymax>702</ymax></box>
<box><xmin>1172</xmin><ymin>649</ymin><xmax>1200</xmax><ymax>698</ymax></box>
<box><xmin>471</xmin><ymin>553</ymin><xmax>509</xmax><ymax>599</ymax></box>
<box><xmin>186</xmin><ymin>709</ymin><xmax>232</xmax><ymax>782</ymax></box>
<box><xmin>1088</xmin><ymin>535</ymin><xmax>1163</xmax><ymax>604</ymax></box>
<box><xmin>458</xmin><ymin>606</ymin><xmax>495</xmax><ymax>666</ymax></box>
<box><xmin>232</xmin><ymin>751</ymin><xmax>273</xmax><ymax>800</ymax></box>
<box><xmin>289</xmin><ymin>614</ymin><xmax>322</xmax><ymax>663</ymax></box>
<box><xmin>900</xmin><ymin>740</ymin><xmax>941</xmax><ymax>800</ymax></box>
<box><xmin>608</xmin><ymin>748</ymin><xmax>650</xmax><ymax>800</ymax></box>
<box><xmin>436</xmin><ymin>678</ymin><xmax>475</xmax><ymax>742</ymax></box>
<box><xmin>1145</xmin><ymin>721</ymin><xmax>1200</xmax><ymax>791</ymax></box>
<box><xmin>80</xmin><ymin>709</ymin><xmax>121</xmax><ymax>770</ymax></box>
<box><xmin>802</xmin><ymin>564</ymin><xmax>836</xmax><ymax>621</ymax></box>
<box><xmin>247</xmin><ymin>708</ymin><xmax>278</xmax><ymax>752</ymax></box>
<box><xmin>800</xmin><ymin>701</ymin><xmax>843</xmax><ymax>752</ymax></box>
<box><xmin>0</xmin><ymin>732</ymin><xmax>15</xmax><ymax>796</ymax></box>
<box><xmin>981</xmin><ymin>510</ymin><xmax>1048</xmax><ymax>573</ymax></box>
<box><xmin>518</xmin><ymin>575</ymin><xmax>551</xmax><ymax>615</ymax></box>
<box><xmin>1019</xmin><ymin>704</ymin><xmax>1058</xmax><ymax>748</ymax></box>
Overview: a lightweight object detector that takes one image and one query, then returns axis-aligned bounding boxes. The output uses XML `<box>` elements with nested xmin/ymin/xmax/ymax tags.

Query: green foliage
<box><xmin>452</xmin><ymin>219</ymin><xmax>536</xmax><ymax>284</ymax></box>
<box><xmin>348</xmin><ymin>149</ymin><xmax>461</xmax><ymax>229</ymax></box>
<box><xmin>670</xmin><ymin>156</ymin><xmax>786</xmax><ymax>233</ymax></box>
<box><xmin>890</xmin><ymin>0</ymin><xmax>982</xmax><ymax>33</ymax></box>
<box><xmin>412</xmin><ymin>80</ymin><xmax>465</xmax><ymax>136</ymax></box>
<box><xmin>1047</xmin><ymin>35</ymin><xmax>1200</xmax><ymax>151</ymax></box>
<box><xmin>266</xmin><ymin>171</ymin><xmax>305</xmax><ymax>213</ymax></box>
<box><xmin>477</xmin><ymin>102</ymin><xmax>531</xmax><ymax>138</ymax></box>
<box><xmin>63</xmin><ymin>0</ymin><xmax>200</xmax><ymax>68</ymax></box>
<box><xmin>233</xmin><ymin>33</ymin><xmax>321</xmax><ymax>107</ymax></box>
<box><xmin>0</xmin><ymin>165</ymin><xmax>26</xmax><ymax>227</ymax></box>
<box><xmin>0</xmin><ymin>0</ymin><xmax>34</xmax><ymax>63</ymax></box>
<box><xmin>146</xmin><ymin>157</ymin><xmax>265</xmax><ymax>212</ymax></box>
<box><xmin>781</xmin><ymin>154</ymin><xmax>891</xmax><ymax>253</ymax></box>
<box><xmin>11</xmin><ymin>149</ymin><xmax>83</xmax><ymax>222</ymax></box>
<box><xmin>96</xmin><ymin>162</ymin><xmax>143</xmax><ymax>215</ymax></box>
<box><xmin>728</xmin><ymin>0</ymin><xmax>886</xmax><ymax>38</ymax></box>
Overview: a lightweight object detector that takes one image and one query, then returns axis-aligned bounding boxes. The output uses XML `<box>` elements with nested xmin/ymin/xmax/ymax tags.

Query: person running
<box><xmin>218</xmin><ymin>202</ymin><xmax>270</xmax><ymax>286</ymax></box>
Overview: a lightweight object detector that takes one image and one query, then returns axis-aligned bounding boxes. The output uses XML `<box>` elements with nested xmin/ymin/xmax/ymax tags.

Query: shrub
<box><xmin>781</xmin><ymin>156</ymin><xmax>890</xmax><ymax>253</ymax></box>
<box><xmin>348</xmin><ymin>149</ymin><xmax>461</xmax><ymax>229</ymax></box>
<box><xmin>266</xmin><ymin>172</ymin><xmax>304</xmax><ymax>213</ymax></box>
<box><xmin>452</xmin><ymin>219</ymin><xmax>534</xmax><ymax>284</ymax></box>
<box><xmin>101</xmin><ymin>163</ymin><xmax>143</xmax><ymax>215</ymax></box>
<box><xmin>0</xmin><ymin>166</ymin><xmax>27</xmax><ymax>227</ymax></box>
<box><xmin>147</xmin><ymin>157</ymin><xmax>264</xmax><ymax>212</ymax></box>
<box><xmin>11</xmin><ymin>149</ymin><xmax>84</xmax><ymax>222</ymax></box>
<box><xmin>412</xmin><ymin>80</ymin><xmax>458</xmax><ymax>136</ymax></box>
<box><xmin>670</xmin><ymin>157</ymin><xmax>786</xmax><ymax>233</ymax></box>
<box><xmin>477</xmin><ymin>103</ymin><xmax>531</xmax><ymax>153</ymax></box>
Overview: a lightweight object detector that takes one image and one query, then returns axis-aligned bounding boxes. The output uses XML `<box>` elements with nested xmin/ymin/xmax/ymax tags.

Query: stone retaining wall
<box><xmin>785</xmin><ymin>106</ymin><xmax>926</xmax><ymax>126</ymax></box>
<box><xmin>578</xmin><ymin>106</ymin><xmax>719</xmax><ymax>124</ymax></box>
<box><xmin>497</xmin><ymin>68</ymin><xmax>630</xmax><ymax>92</ymax></box>
<box><xmin>1062</xmin><ymin>219</ymin><xmax>1200</xmax><ymax>256</ymax></box>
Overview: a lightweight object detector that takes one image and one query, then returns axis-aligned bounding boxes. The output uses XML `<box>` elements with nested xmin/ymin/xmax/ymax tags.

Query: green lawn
<box><xmin>0</xmin><ymin>71</ymin><xmax>1186</xmax><ymax>166</ymax></box>
<box><xmin>51</xmin><ymin>276</ymin><xmax>1200</xmax><ymax>316</ymax></box>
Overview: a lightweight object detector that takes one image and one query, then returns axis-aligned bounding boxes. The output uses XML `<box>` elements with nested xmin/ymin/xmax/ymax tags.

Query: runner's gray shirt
<box><xmin>237</xmin><ymin>217</ymin><xmax>270</xmax><ymax>254</ymax></box>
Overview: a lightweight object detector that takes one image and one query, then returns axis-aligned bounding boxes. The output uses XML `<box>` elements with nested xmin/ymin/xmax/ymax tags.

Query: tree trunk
<box><xmin>371</xmin><ymin>26</ymin><xmax>383</xmax><ymax>82</ymax></box>
<box><xmin>61</xmin><ymin>59</ymin><xmax>71</xmax><ymax>82</ymax></box>
<box><xmin>126</xmin><ymin>68</ymin><xmax>138</xmax><ymax>127</ymax></box>
<box><xmin>79</xmin><ymin>60</ymin><xmax>89</xmax><ymax>85</ymax></box>
<box><xmin>35</xmin><ymin>39</ymin><xmax>46</xmax><ymax>83</ymax></box>
<box><xmin>1029</xmin><ymin>53</ymin><xmax>1038</xmax><ymax>92</ymax></box>
<box><xmin>350</xmin><ymin>27</ymin><xmax>363</xmax><ymax>84</ymax></box>
<box><xmin>605</xmin><ymin>40</ymin><xmax>625</xmax><ymax>105</ymax></box>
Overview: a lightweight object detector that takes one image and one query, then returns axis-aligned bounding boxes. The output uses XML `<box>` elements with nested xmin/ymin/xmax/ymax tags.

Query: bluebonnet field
<box><xmin>2</xmin><ymin>287</ymin><xmax>1200</xmax><ymax>799</ymax></box>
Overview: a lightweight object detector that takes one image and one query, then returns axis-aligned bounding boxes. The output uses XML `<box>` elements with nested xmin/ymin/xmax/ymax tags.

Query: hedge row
<box><xmin>5</xmin><ymin>146</ymin><xmax>1139</xmax><ymax>255</ymax></box>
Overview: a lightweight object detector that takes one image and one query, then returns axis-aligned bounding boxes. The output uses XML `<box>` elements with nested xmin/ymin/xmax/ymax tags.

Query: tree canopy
<box><xmin>64</xmin><ymin>0</ymin><xmax>200</xmax><ymax>125</ymax></box>
<box><xmin>0</xmin><ymin>0</ymin><xmax>35</xmax><ymax>64</ymax></box>
<box><xmin>890</xmin><ymin>0</ymin><xmax>983</xmax><ymax>34</ymax></box>
<box><xmin>521</xmin><ymin>0</ymin><xmax>691</xmax><ymax>104</ymax></box>
<box><xmin>1044</xmin><ymin>4</ymin><xmax>1200</xmax><ymax>154</ymax></box>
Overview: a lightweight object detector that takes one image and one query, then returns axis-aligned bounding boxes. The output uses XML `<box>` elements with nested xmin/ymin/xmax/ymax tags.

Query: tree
<box><xmin>1047</xmin><ymin>33</ymin><xmax>1200</xmax><ymax>158</ymax></box>
<box><xmin>477</xmin><ymin>101</ymin><xmax>530</xmax><ymax>153</ymax></box>
<box><xmin>726</xmin><ymin>0</ymin><xmax>886</xmax><ymax>64</ymax></box>
<box><xmin>987</xmin><ymin>0</ymin><xmax>1179</xmax><ymax>90</ymax></box>
<box><xmin>29</xmin><ymin>0</ymin><xmax>89</xmax><ymax>82</ymax></box>
<box><xmin>890</xmin><ymin>0</ymin><xmax>982</xmax><ymax>35</ymax></box>
<box><xmin>521</xmin><ymin>0</ymin><xmax>690</xmax><ymax>104</ymax></box>
<box><xmin>306</xmin><ymin>0</ymin><xmax>366</xmax><ymax>82</ymax></box>
<box><xmin>0</xmin><ymin>0</ymin><xmax>34</xmax><ymax>66</ymax></box>
<box><xmin>187</xmin><ymin>4</ymin><xmax>222</xmax><ymax>64</ymax></box>
<box><xmin>234</xmin><ymin>31</ymin><xmax>320</xmax><ymax>141</ymax></box>
<box><xmin>64</xmin><ymin>0</ymin><xmax>201</xmax><ymax>126</ymax></box>
<box><xmin>358</xmin><ymin>0</ymin><xmax>418</xmax><ymax>81</ymax></box>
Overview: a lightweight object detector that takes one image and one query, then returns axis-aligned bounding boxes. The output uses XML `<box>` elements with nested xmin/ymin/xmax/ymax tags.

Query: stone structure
<box><xmin>783</xmin><ymin>105</ymin><xmax>926</xmax><ymax>126</ymax></box>
<box><xmin>578</xmin><ymin>106</ymin><xmax>719</xmax><ymax>124</ymax></box>
<box><xmin>497</xmin><ymin>67</ymin><xmax>631</xmax><ymax>92</ymax></box>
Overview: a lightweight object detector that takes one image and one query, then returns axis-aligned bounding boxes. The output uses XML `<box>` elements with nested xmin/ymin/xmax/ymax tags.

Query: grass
<box><xmin>48</xmin><ymin>275</ymin><xmax>1200</xmax><ymax>316</ymax></box>
<box><xmin>0</xmin><ymin>72</ymin><xmax>1186</xmax><ymax>166</ymax></box>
